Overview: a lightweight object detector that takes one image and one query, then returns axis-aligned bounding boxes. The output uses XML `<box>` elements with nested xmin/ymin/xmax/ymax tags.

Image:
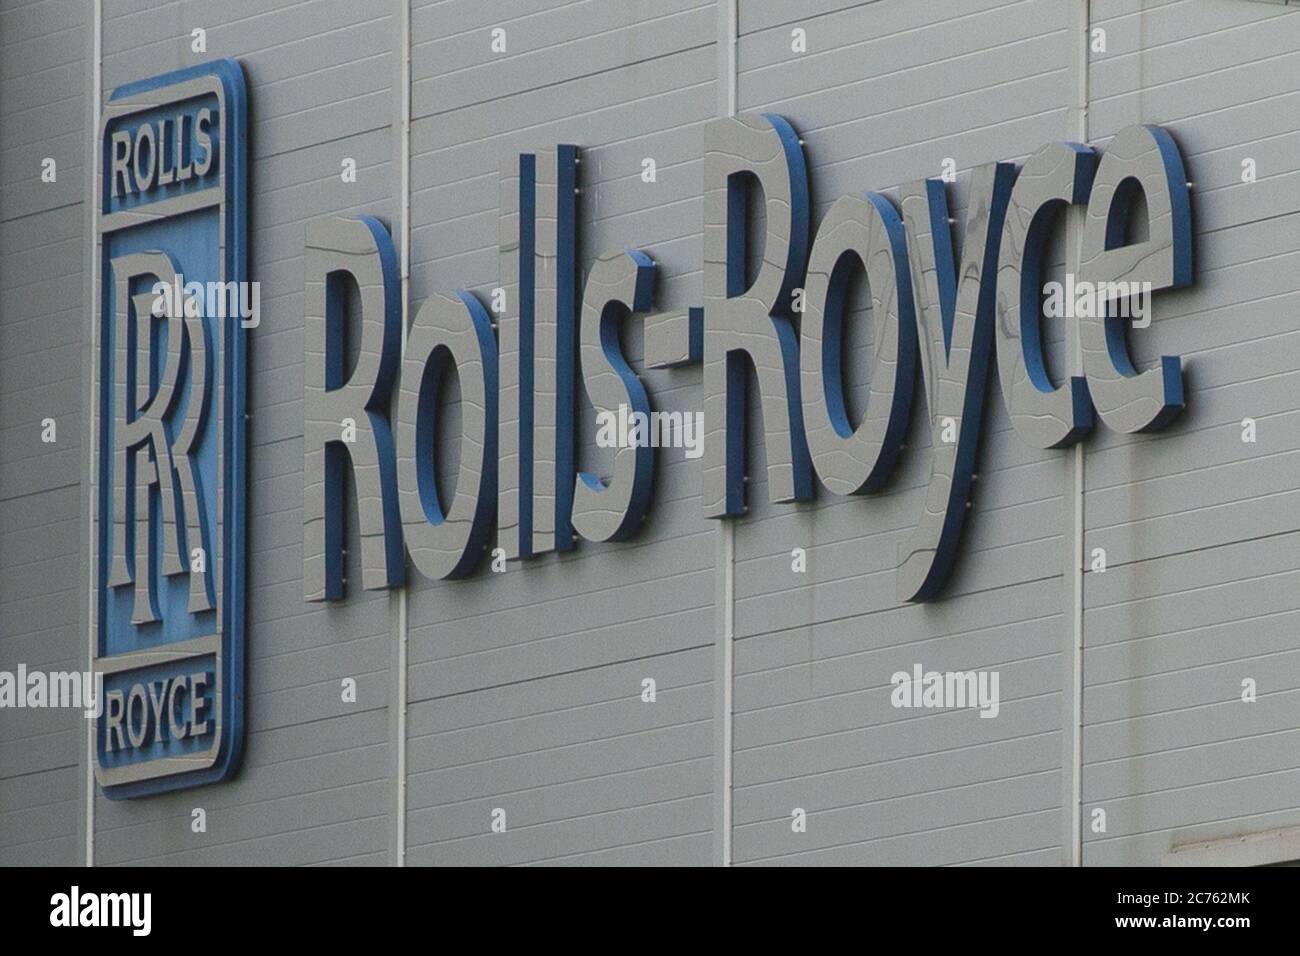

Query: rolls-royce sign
<box><xmin>304</xmin><ymin>119</ymin><xmax>1192</xmax><ymax>604</ymax></box>
<box><xmin>91</xmin><ymin>59</ymin><xmax>1195</xmax><ymax>798</ymax></box>
<box><xmin>93</xmin><ymin>59</ymin><xmax>248</xmax><ymax>797</ymax></box>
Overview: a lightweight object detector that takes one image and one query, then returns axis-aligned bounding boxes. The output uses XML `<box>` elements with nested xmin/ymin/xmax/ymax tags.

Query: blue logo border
<box><xmin>94</xmin><ymin>58</ymin><xmax>248</xmax><ymax>798</ymax></box>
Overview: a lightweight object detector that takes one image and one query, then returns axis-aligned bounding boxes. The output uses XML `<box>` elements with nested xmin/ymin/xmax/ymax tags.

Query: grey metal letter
<box><xmin>897</xmin><ymin>163</ymin><xmax>1015</xmax><ymax>602</ymax></box>
<box><xmin>397</xmin><ymin>290</ymin><xmax>498</xmax><ymax>581</ymax></box>
<box><xmin>572</xmin><ymin>249</ymin><xmax>656</xmax><ymax>543</ymax></box>
<box><xmin>1078</xmin><ymin>124</ymin><xmax>1193</xmax><ymax>433</ymax></box>
<box><xmin>995</xmin><ymin>141</ymin><xmax>1097</xmax><ymax>449</ymax></box>
<box><xmin>303</xmin><ymin>216</ymin><xmax>404</xmax><ymax>601</ymax></box>
<box><xmin>702</xmin><ymin>113</ymin><xmax>812</xmax><ymax>516</ymax></box>
<box><xmin>801</xmin><ymin>193</ymin><xmax>917</xmax><ymax>496</ymax></box>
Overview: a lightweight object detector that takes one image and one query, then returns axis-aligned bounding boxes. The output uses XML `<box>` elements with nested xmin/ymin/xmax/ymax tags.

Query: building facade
<box><xmin>1</xmin><ymin>0</ymin><xmax>1299</xmax><ymax>866</ymax></box>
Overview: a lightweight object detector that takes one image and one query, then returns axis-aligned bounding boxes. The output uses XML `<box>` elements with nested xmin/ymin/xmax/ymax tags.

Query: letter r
<box><xmin>701</xmin><ymin>113</ymin><xmax>813</xmax><ymax>517</ymax></box>
<box><xmin>303</xmin><ymin>216</ymin><xmax>404</xmax><ymax>601</ymax></box>
<box><xmin>106</xmin><ymin>252</ymin><xmax>212</xmax><ymax>622</ymax></box>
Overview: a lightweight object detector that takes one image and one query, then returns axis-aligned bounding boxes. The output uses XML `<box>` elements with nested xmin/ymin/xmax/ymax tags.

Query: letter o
<box><xmin>396</xmin><ymin>290</ymin><xmax>498</xmax><ymax>580</ymax></box>
<box><xmin>800</xmin><ymin>192</ymin><xmax>917</xmax><ymax>496</ymax></box>
<box><xmin>132</xmin><ymin>123</ymin><xmax>157</xmax><ymax>192</ymax></box>
<box><xmin>126</xmin><ymin>684</ymin><xmax>150</xmax><ymax>749</ymax></box>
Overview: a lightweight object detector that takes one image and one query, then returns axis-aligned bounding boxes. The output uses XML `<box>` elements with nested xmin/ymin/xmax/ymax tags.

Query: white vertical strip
<box><xmin>713</xmin><ymin>0</ymin><xmax>737</xmax><ymax>116</ymax></box>
<box><xmin>84</xmin><ymin>0</ymin><xmax>103</xmax><ymax>869</ymax></box>
<box><xmin>720</xmin><ymin>521</ymin><xmax>734</xmax><ymax>864</ymax></box>
<box><xmin>711</xmin><ymin>0</ymin><xmax>738</xmax><ymax>869</ymax></box>
<box><xmin>389</xmin><ymin>0</ymin><xmax>413</xmax><ymax>868</ymax></box>
<box><xmin>712</xmin><ymin>517</ymin><xmax>735</xmax><ymax>867</ymax></box>
<box><xmin>724</xmin><ymin>0</ymin><xmax>737</xmax><ymax>116</ymax></box>
<box><xmin>1062</xmin><ymin>0</ymin><xmax>1090</xmax><ymax>869</ymax></box>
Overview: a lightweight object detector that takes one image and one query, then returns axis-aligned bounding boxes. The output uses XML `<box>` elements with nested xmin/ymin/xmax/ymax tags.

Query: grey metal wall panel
<box><xmin>1080</xmin><ymin>0</ymin><xmax>1300</xmax><ymax>866</ymax></box>
<box><xmin>1</xmin><ymin>0</ymin><xmax>1298</xmax><ymax>868</ymax></box>
<box><xmin>727</xmin><ymin>0</ymin><xmax>1072</xmax><ymax>866</ymax></box>
<box><xmin>0</xmin><ymin>0</ymin><xmax>87</xmax><ymax>867</ymax></box>
<box><xmin>85</xmin><ymin>0</ymin><xmax>397</xmax><ymax>866</ymax></box>
<box><xmin>738</xmin><ymin>0</ymin><xmax>888</xmax><ymax>36</ymax></box>
<box><xmin>403</xmin><ymin>0</ymin><xmax>715</xmax><ymax>866</ymax></box>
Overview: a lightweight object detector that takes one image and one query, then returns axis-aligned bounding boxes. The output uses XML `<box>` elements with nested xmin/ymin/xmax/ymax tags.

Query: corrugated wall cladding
<box><xmin>403</xmin><ymin>0</ymin><xmax>717</xmax><ymax>867</ymax></box>
<box><xmin>1080</xmin><ymin>0</ymin><xmax>1300</xmax><ymax>865</ymax></box>
<box><xmin>0</xmin><ymin>0</ymin><xmax>88</xmax><ymax>866</ymax></box>
<box><xmin>90</xmin><ymin>0</ymin><xmax>398</xmax><ymax>866</ymax></box>
<box><xmin>0</xmin><ymin>0</ymin><xmax>1298</xmax><ymax>866</ymax></box>
<box><xmin>729</xmin><ymin>0</ymin><xmax>1073</xmax><ymax>867</ymax></box>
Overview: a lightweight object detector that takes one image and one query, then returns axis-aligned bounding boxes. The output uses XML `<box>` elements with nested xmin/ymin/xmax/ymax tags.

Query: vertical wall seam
<box><xmin>720</xmin><ymin>520</ymin><xmax>734</xmax><ymax>865</ymax></box>
<box><xmin>389</xmin><ymin>0</ymin><xmax>412</xmax><ymax>868</ymax></box>
<box><xmin>711</xmin><ymin>0</ymin><xmax>738</xmax><ymax>869</ymax></box>
<box><xmin>1063</xmin><ymin>0</ymin><xmax>1090</xmax><ymax>869</ymax></box>
<box><xmin>82</xmin><ymin>0</ymin><xmax>103</xmax><ymax>870</ymax></box>
<box><xmin>723</xmin><ymin>0</ymin><xmax>737</xmax><ymax>117</ymax></box>
<box><xmin>1072</xmin><ymin>0</ymin><xmax>1090</xmax><ymax>870</ymax></box>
